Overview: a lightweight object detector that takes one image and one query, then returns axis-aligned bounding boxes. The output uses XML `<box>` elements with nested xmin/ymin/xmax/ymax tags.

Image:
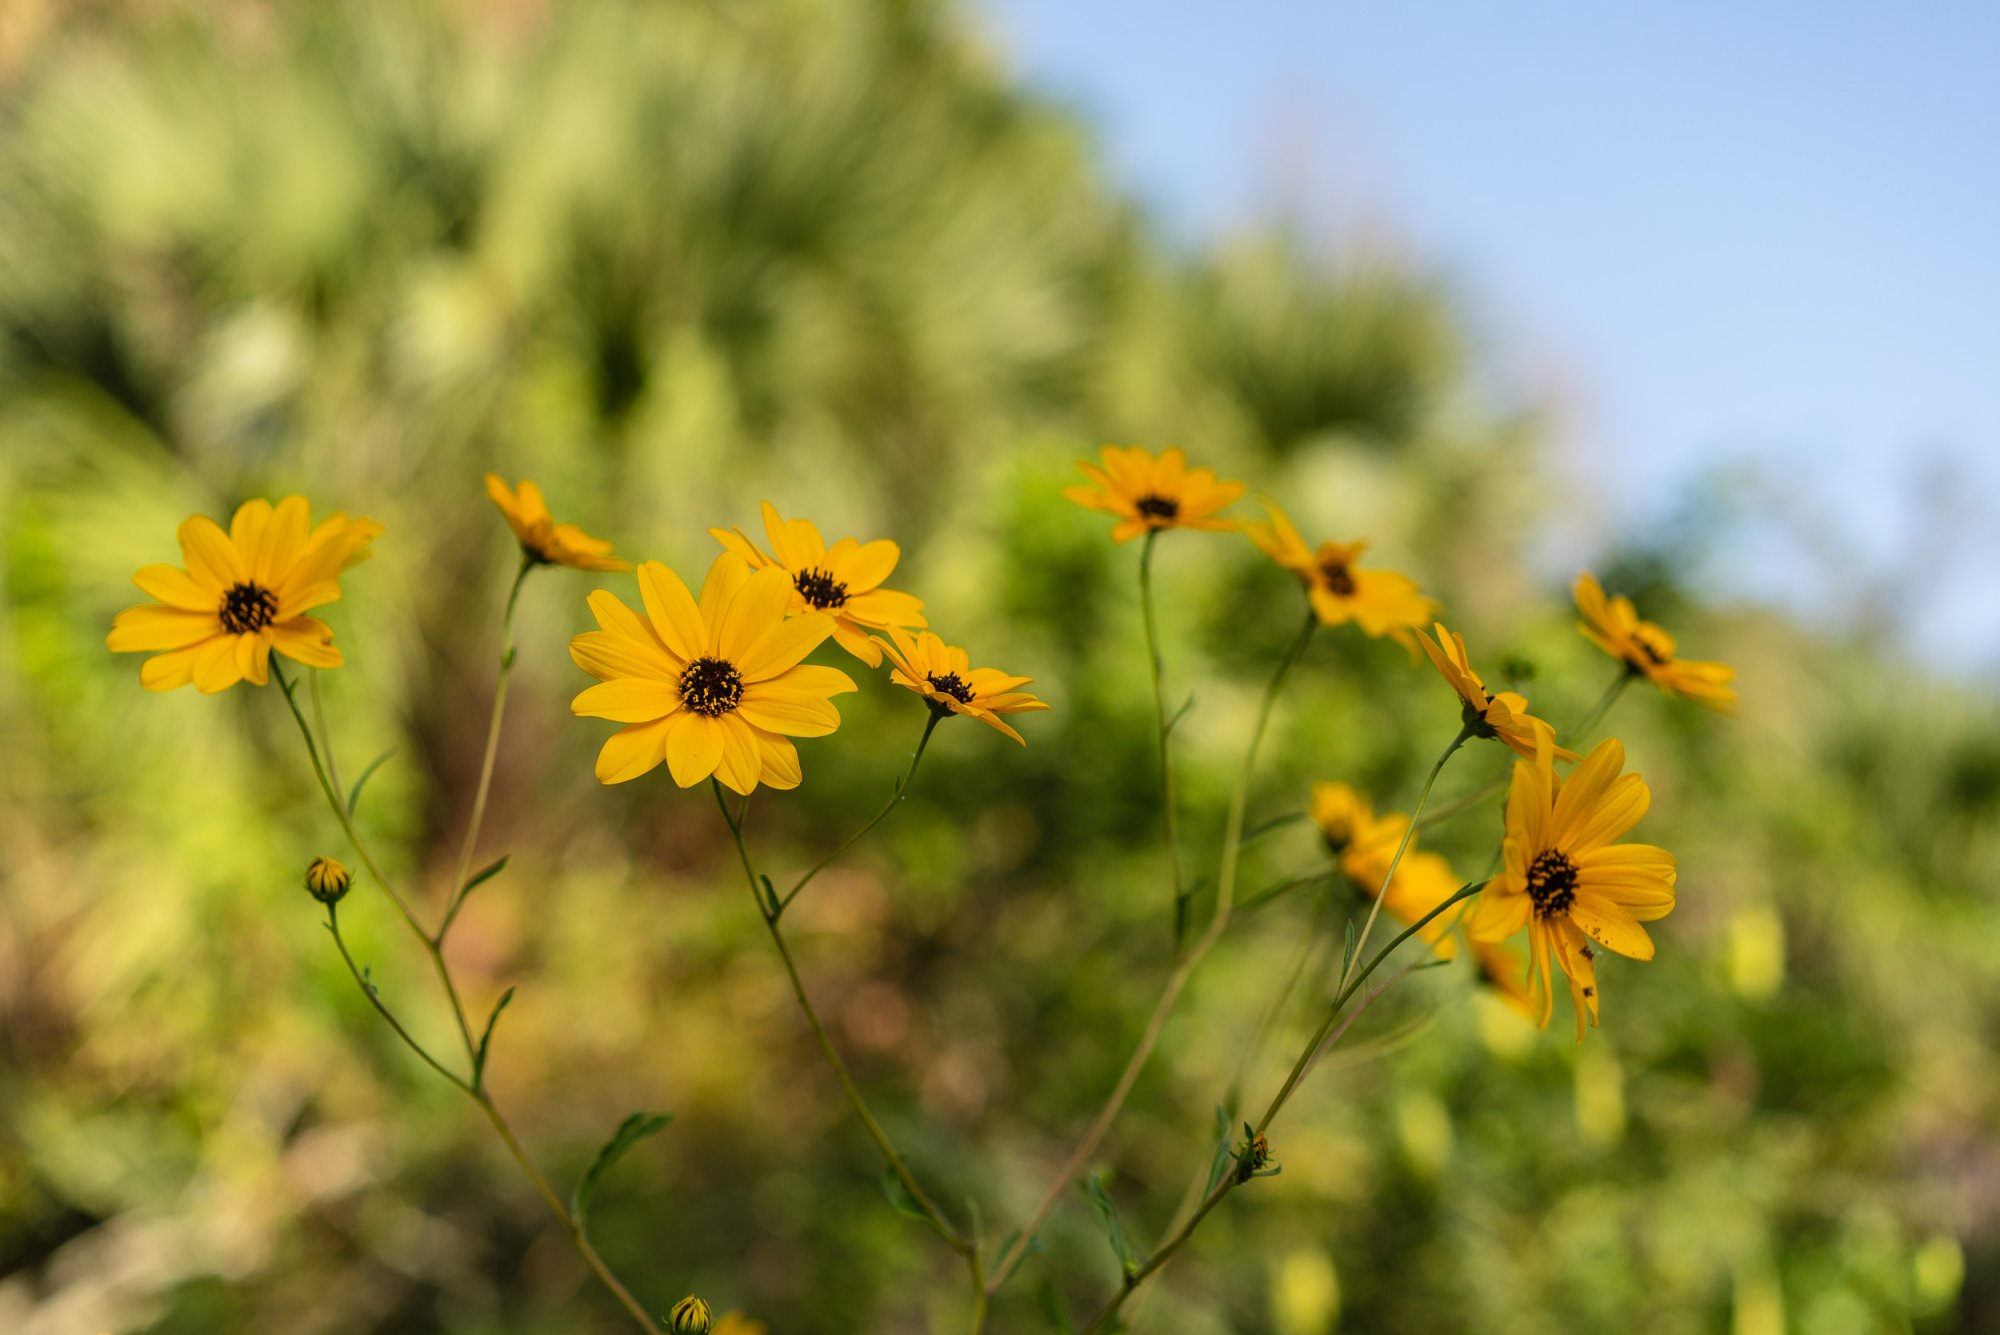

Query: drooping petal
<box><xmin>596</xmin><ymin>718</ymin><xmax>673</xmax><ymax>784</ymax></box>
<box><xmin>1469</xmin><ymin>881</ymin><xmax>1530</xmax><ymax>941</ymax></box>
<box><xmin>1568</xmin><ymin>896</ymin><xmax>1656</xmax><ymax>960</ymax></box>
<box><xmin>828</xmin><ymin>619</ymin><xmax>884</xmax><ymax>665</ymax></box>
<box><xmin>664</xmin><ymin>713</ymin><xmax>727</xmax><ymax>787</ymax></box>
<box><xmin>755</xmin><ymin>730</ymin><xmax>802</xmax><ymax>789</ymax></box>
<box><xmin>270</xmin><ymin>617</ymin><xmax>343</xmax><ymax>668</ymax></box>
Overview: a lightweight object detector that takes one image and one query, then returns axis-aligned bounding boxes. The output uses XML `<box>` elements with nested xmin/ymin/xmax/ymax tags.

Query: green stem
<box><xmin>1335</xmin><ymin>723</ymin><xmax>1472</xmax><ymax>996</ymax></box>
<box><xmin>325</xmin><ymin>903</ymin><xmax>471</xmax><ymax>1094</ymax></box>
<box><xmin>1138</xmin><ymin>531</ymin><xmax>1190</xmax><ymax>946</ymax></box>
<box><xmin>712</xmin><ymin>780</ymin><xmax>973</xmax><ymax>1262</ymax></box>
<box><xmin>986</xmin><ymin>612</ymin><xmax>1316</xmax><ymax>1296</ymax></box>
<box><xmin>1572</xmin><ymin>668</ymin><xmax>1633</xmax><ymax>741</ymax></box>
<box><xmin>310</xmin><ymin>669</ymin><xmax>342</xmax><ymax>798</ymax></box>
<box><xmin>779</xmin><ymin>711</ymin><xmax>941</xmax><ymax>913</ymax></box>
<box><xmin>441</xmin><ymin>555</ymin><xmax>535</xmax><ymax>938</ymax></box>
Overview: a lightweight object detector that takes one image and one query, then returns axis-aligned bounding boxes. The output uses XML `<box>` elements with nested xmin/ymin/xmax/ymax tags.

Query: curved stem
<box><xmin>1572</xmin><ymin>668</ymin><xmax>1633</xmax><ymax>741</ymax></box>
<box><xmin>325</xmin><ymin>904</ymin><xmax>471</xmax><ymax>1094</ymax></box>
<box><xmin>310</xmin><ymin>669</ymin><xmax>343</xmax><ymax>798</ymax></box>
<box><xmin>442</xmin><ymin>555</ymin><xmax>535</xmax><ymax>937</ymax></box>
<box><xmin>712</xmin><ymin>780</ymin><xmax>972</xmax><ymax>1261</ymax></box>
<box><xmin>1138</xmin><ymin>532</ymin><xmax>1190</xmax><ymax>946</ymax></box>
<box><xmin>1418</xmin><ymin>669</ymin><xmax>1632</xmax><ymax>834</ymax></box>
<box><xmin>1078</xmin><ymin>883</ymin><xmax>1473</xmax><ymax>1335</ymax></box>
<box><xmin>779</xmin><ymin>711</ymin><xmax>941</xmax><ymax>913</ymax></box>
<box><xmin>986</xmin><ymin>612</ymin><xmax>1316</xmax><ymax>1295</ymax></box>
<box><xmin>1335</xmin><ymin>723</ymin><xmax>1472</xmax><ymax>996</ymax></box>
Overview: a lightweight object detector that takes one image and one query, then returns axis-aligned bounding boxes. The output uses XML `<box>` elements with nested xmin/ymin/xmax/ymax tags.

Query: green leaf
<box><xmin>1080</xmin><ymin>1170</ymin><xmax>1140</xmax><ymax>1278</ymax></box>
<box><xmin>880</xmin><ymin>1166</ymin><xmax>928</xmax><ymax>1221</ymax></box>
<box><xmin>1340</xmin><ymin>918</ymin><xmax>1358</xmax><ymax>980</ymax></box>
<box><xmin>471</xmin><ymin>986</ymin><xmax>515</xmax><ymax>1087</ymax></box>
<box><xmin>460</xmin><ymin>855</ymin><xmax>510</xmax><ymax>899</ymax></box>
<box><xmin>758</xmin><ymin>873</ymin><xmax>780</xmax><ymax>917</ymax></box>
<box><xmin>1036</xmin><ymin>1276</ymin><xmax>1077</xmax><ymax>1333</ymax></box>
<box><xmin>571</xmin><ymin>1111</ymin><xmax>674</xmax><ymax>1226</ymax></box>
<box><xmin>1202</xmin><ymin>1104</ymin><xmax>1235</xmax><ymax>1196</ymax></box>
<box><xmin>345</xmin><ymin>747</ymin><xmax>396</xmax><ymax>817</ymax></box>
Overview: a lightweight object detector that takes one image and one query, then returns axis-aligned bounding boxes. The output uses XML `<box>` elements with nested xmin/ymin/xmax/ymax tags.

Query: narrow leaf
<box><xmin>1340</xmin><ymin>918</ymin><xmax>1358</xmax><ymax>980</ymax></box>
<box><xmin>879</xmin><ymin>1166</ymin><xmax>929</xmax><ymax>1221</ymax></box>
<box><xmin>1163</xmin><ymin>692</ymin><xmax>1197</xmax><ymax>735</ymax></box>
<box><xmin>471</xmin><ymin>986</ymin><xmax>516</xmax><ymax>1087</ymax></box>
<box><xmin>461</xmin><ymin>855</ymin><xmax>510</xmax><ymax>898</ymax></box>
<box><xmin>1202</xmin><ymin>1104</ymin><xmax>1235</xmax><ymax>1196</ymax></box>
<box><xmin>571</xmin><ymin>1111</ymin><xmax>674</xmax><ymax>1225</ymax></box>
<box><xmin>1036</xmin><ymin>1276</ymin><xmax>1077</xmax><ymax>1334</ymax></box>
<box><xmin>1080</xmin><ymin>1170</ymin><xmax>1140</xmax><ymax>1278</ymax></box>
<box><xmin>345</xmin><ymin>747</ymin><xmax>397</xmax><ymax>817</ymax></box>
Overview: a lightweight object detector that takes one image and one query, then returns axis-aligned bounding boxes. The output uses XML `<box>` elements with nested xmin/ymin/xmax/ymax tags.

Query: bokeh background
<box><xmin>2</xmin><ymin>2</ymin><xmax>1996</xmax><ymax>1332</ymax></box>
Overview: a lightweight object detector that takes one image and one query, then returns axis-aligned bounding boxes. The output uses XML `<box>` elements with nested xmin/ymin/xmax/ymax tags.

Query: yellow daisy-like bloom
<box><xmin>1470</xmin><ymin>736</ymin><xmax>1677</xmax><ymax>1041</ymax></box>
<box><xmin>107</xmin><ymin>497</ymin><xmax>378</xmax><ymax>693</ymax></box>
<box><xmin>710</xmin><ymin>502</ymin><xmax>926</xmax><ymax>667</ymax></box>
<box><xmin>873</xmin><ymin>625</ymin><xmax>1051</xmax><ymax>745</ymax></box>
<box><xmin>484</xmin><ymin>474</ymin><xmax>630</xmax><ymax>571</ymax></box>
<box><xmin>1574</xmin><ymin>572</ymin><xmax>1737</xmax><ymax>713</ymax></box>
<box><xmin>569</xmin><ymin>554</ymin><xmax>857</xmax><ymax>794</ymax></box>
<box><xmin>1063</xmin><ymin>445</ymin><xmax>1245</xmax><ymax>542</ymax></box>
<box><xmin>1415</xmin><ymin>622</ymin><xmax>1576</xmax><ymax>761</ymax></box>
<box><xmin>1311</xmin><ymin>782</ymin><xmax>1463</xmax><ymax>958</ymax></box>
<box><xmin>1244</xmin><ymin>501</ymin><xmax>1438</xmax><ymax>645</ymax></box>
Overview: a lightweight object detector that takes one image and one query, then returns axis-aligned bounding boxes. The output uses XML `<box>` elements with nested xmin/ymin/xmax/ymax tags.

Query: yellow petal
<box><xmin>108</xmin><ymin>605</ymin><xmax>219</xmax><ymax>652</ymax></box>
<box><xmin>1568</xmin><ymin>897</ymin><xmax>1655</xmax><ymax>960</ymax></box>
<box><xmin>588</xmin><ymin>589</ymin><xmax>670</xmax><ymax>657</ymax></box>
<box><xmin>271</xmin><ymin>617</ymin><xmax>343</xmax><ymax>668</ymax></box>
<box><xmin>256</xmin><ymin>495</ymin><xmax>311</xmax><ymax>586</ymax></box>
<box><xmin>698</xmin><ymin>553</ymin><xmax>751</xmax><ymax>634</ymax></box>
<box><xmin>843</xmin><ymin>587</ymin><xmax>925</xmax><ymax>629</ymax></box>
<box><xmin>755</xmin><ymin>730</ymin><xmax>801</xmax><ymax>789</ymax></box>
<box><xmin>665</xmin><ymin>713</ymin><xmax>726</xmax><ymax>787</ymax></box>
<box><xmin>573</xmin><ymin>678</ymin><xmax>682</xmax><ymax>722</ymax></box>
<box><xmin>237</xmin><ymin>631</ymin><xmax>271</xmax><ymax>685</ymax></box>
<box><xmin>192</xmin><ymin>634</ymin><xmax>244</xmax><ymax>693</ymax></box>
<box><xmin>715</xmin><ymin>565</ymin><xmax>795</xmax><ymax>663</ymax></box>
<box><xmin>737</xmin><ymin>685</ymin><xmax>841</xmax><ymax>737</ymax></box>
<box><xmin>596</xmin><ymin>718</ymin><xmax>673</xmax><ymax>784</ymax></box>
<box><xmin>713</xmin><ymin>714</ymin><xmax>762</xmax><ymax>795</ymax></box>
<box><xmin>570</xmin><ymin>630</ymin><xmax>674</xmax><ymax>683</ymax></box>
<box><xmin>179</xmin><ymin>514</ymin><xmax>244</xmax><ymax>588</ymax></box>
<box><xmin>834</xmin><ymin>538</ymin><xmax>899</xmax><ymax>592</ymax></box>
<box><xmin>735</xmin><ymin>608</ymin><xmax>834</xmax><ymax>681</ymax></box>
<box><xmin>133</xmin><ymin>564</ymin><xmax>215</xmax><ymax>611</ymax></box>
<box><xmin>139</xmin><ymin>640</ymin><xmax>213</xmax><ymax>691</ymax></box>
<box><xmin>636</xmin><ymin>562</ymin><xmax>706</xmax><ymax>661</ymax></box>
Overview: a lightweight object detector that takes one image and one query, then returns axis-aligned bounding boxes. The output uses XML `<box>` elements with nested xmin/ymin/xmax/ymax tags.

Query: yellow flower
<box><xmin>1469</xmin><ymin>736</ymin><xmax>1677</xmax><ymax>1041</ymax></box>
<box><xmin>669</xmin><ymin>1296</ymin><xmax>712</xmax><ymax>1334</ymax></box>
<box><xmin>484</xmin><ymin>474</ymin><xmax>630</xmax><ymax>571</ymax></box>
<box><xmin>1415</xmin><ymin>622</ymin><xmax>1575</xmax><ymax>760</ymax></box>
<box><xmin>569</xmin><ymin>554</ymin><xmax>857</xmax><ymax>793</ymax></box>
<box><xmin>1064</xmin><ymin>445</ymin><xmax>1245</xmax><ymax>542</ymax></box>
<box><xmin>1311</xmin><ymin>782</ymin><xmax>1462</xmax><ymax>958</ymax></box>
<box><xmin>1574</xmin><ymin>572</ymin><xmax>1737</xmax><ymax>712</ymax></box>
<box><xmin>107</xmin><ymin>497</ymin><xmax>377</xmax><ymax>693</ymax></box>
<box><xmin>304</xmin><ymin>856</ymin><xmax>352</xmax><ymax>905</ymax></box>
<box><xmin>874</xmin><ymin>626</ymin><xmax>1051</xmax><ymax>745</ymax></box>
<box><xmin>710</xmin><ymin>501</ymin><xmax>926</xmax><ymax>667</ymax></box>
<box><xmin>1244</xmin><ymin>501</ymin><xmax>1437</xmax><ymax>645</ymax></box>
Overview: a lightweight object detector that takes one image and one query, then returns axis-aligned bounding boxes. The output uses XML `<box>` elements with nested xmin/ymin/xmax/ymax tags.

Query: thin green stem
<box><xmin>779</xmin><ymin>711</ymin><xmax>941</xmax><ymax>912</ymax></box>
<box><xmin>1418</xmin><ymin>668</ymin><xmax>1633</xmax><ymax>834</ymax></box>
<box><xmin>324</xmin><ymin>904</ymin><xmax>471</xmax><ymax>1094</ymax></box>
<box><xmin>1336</xmin><ymin>723</ymin><xmax>1473</xmax><ymax>996</ymax></box>
<box><xmin>1138</xmin><ymin>531</ymin><xmax>1190</xmax><ymax>946</ymax></box>
<box><xmin>442</xmin><ymin>555</ymin><xmax>535</xmax><ymax>938</ymax></box>
<box><xmin>986</xmin><ymin>612</ymin><xmax>1317</xmax><ymax>1295</ymax></box>
<box><xmin>712</xmin><ymin>780</ymin><xmax>973</xmax><ymax>1262</ymax></box>
<box><xmin>1573</xmin><ymin>667</ymin><xmax>1634</xmax><ymax>742</ymax></box>
<box><xmin>310</xmin><ymin>669</ymin><xmax>343</xmax><ymax>798</ymax></box>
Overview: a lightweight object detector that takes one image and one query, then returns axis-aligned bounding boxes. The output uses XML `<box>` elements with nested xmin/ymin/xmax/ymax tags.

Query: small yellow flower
<box><xmin>669</xmin><ymin>1296</ymin><xmax>713</xmax><ymax>1334</ymax></box>
<box><xmin>304</xmin><ymin>856</ymin><xmax>352</xmax><ymax>904</ymax></box>
<box><xmin>1244</xmin><ymin>501</ymin><xmax>1437</xmax><ymax>646</ymax></box>
<box><xmin>484</xmin><ymin>474</ymin><xmax>630</xmax><ymax>571</ymax></box>
<box><xmin>108</xmin><ymin>497</ymin><xmax>378</xmax><ymax>693</ymax></box>
<box><xmin>874</xmin><ymin>626</ymin><xmax>1051</xmax><ymax>745</ymax></box>
<box><xmin>570</xmin><ymin>554</ymin><xmax>857</xmax><ymax>793</ymax></box>
<box><xmin>1574</xmin><ymin>572</ymin><xmax>1737</xmax><ymax>712</ymax></box>
<box><xmin>1469</xmin><ymin>735</ymin><xmax>1677</xmax><ymax>1041</ymax></box>
<box><xmin>710</xmin><ymin>501</ymin><xmax>927</xmax><ymax>667</ymax></box>
<box><xmin>1311</xmin><ymin>782</ymin><xmax>1462</xmax><ymax>958</ymax></box>
<box><xmin>1414</xmin><ymin>622</ymin><xmax>1575</xmax><ymax>760</ymax></box>
<box><xmin>1064</xmin><ymin>445</ymin><xmax>1245</xmax><ymax>542</ymax></box>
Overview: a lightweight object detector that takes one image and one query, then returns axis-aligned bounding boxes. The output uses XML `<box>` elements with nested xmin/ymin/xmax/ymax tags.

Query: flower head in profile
<box><xmin>669</xmin><ymin>1297</ymin><xmax>713</xmax><ymax>1334</ymax></box>
<box><xmin>1064</xmin><ymin>445</ymin><xmax>1245</xmax><ymax>542</ymax></box>
<box><xmin>1470</xmin><ymin>735</ymin><xmax>1677</xmax><ymax>1041</ymax></box>
<box><xmin>108</xmin><ymin>497</ymin><xmax>378</xmax><ymax>693</ymax></box>
<box><xmin>1244</xmin><ymin>502</ymin><xmax>1437</xmax><ymax>646</ymax></box>
<box><xmin>1415</xmin><ymin>622</ymin><xmax>1575</xmax><ymax>760</ymax></box>
<box><xmin>874</xmin><ymin>626</ymin><xmax>1050</xmax><ymax>745</ymax></box>
<box><xmin>570</xmin><ymin>554</ymin><xmax>857</xmax><ymax>794</ymax></box>
<box><xmin>485</xmin><ymin>474</ymin><xmax>629</xmax><ymax>571</ymax></box>
<box><xmin>710</xmin><ymin>502</ymin><xmax>926</xmax><ymax>667</ymax></box>
<box><xmin>1574</xmin><ymin>572</ymin><xmax>1737</xmax><ymax>712</ymax></box>
<box><xmin>1312</xmin><ymin>782</ymin><xmax>1463</xmax><ymax>958</ymax></box>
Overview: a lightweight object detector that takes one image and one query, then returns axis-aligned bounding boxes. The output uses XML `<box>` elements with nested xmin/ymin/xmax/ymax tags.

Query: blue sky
<box><xmin>978</xmin><ymin>1</ymin><xmax>2000</xmax><ymax>665</ymax></box>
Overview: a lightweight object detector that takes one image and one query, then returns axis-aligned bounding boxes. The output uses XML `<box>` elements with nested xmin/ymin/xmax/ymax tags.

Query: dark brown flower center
<box><xmin>1317</xmin><ymin>556</ymin><xmax>1356</xmax><ymax>596</ymax></box>
<box><xmin>1526</xmin><ymin>849</ymin><xmax>1580</xmax><ymax>917</ymax></box>
<box><xmin>794</xmin><ymin>566</ymin><xmax>849</xmax><ymax>610</ymax></box>
<box><xmin>218</xmin><ymin>581</ymin><xmax>279</xmax><ymax>634</ymax></box>
<box><xmin>1134</xmin><ymin>494</ymin><xmax>1180</xmax><ymax>521</ymax></box>
<box><xmin>1633</xmin><ymin>625</ymin><xmax>1673</xmax><ymax>666</ymax></box>
<box><xmin>926</xmin><ymin>671</ymin><xmax>975</xmax><ymax>704</ymax></box>
<box><xmin>679</xmin><ymin>656</ymin><xmax>744</xmax><ymax>717</ymax></box>
<box><xmin>1320</xmin><ymin>821</ymin><xmax>1351</xmax><ymax>852</ymax></box>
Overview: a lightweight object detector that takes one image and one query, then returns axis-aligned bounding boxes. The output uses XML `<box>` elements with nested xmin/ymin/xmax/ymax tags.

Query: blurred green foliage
<box><xmin>2</xmin><ymin>2</ymin><xmax>1996</xmax><ymax>1333</ymax></box>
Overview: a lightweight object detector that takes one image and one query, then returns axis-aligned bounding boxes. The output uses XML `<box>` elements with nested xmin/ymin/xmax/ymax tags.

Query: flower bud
<box><xmin>305</xmin><ymin>856</ymin><xmax>352</xmax><ymax>905</ymax></box>
<box><xmin>669</xmin><ymin>1296</ymin><xmax>712</xmax><ymax>1334</ymax></box>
